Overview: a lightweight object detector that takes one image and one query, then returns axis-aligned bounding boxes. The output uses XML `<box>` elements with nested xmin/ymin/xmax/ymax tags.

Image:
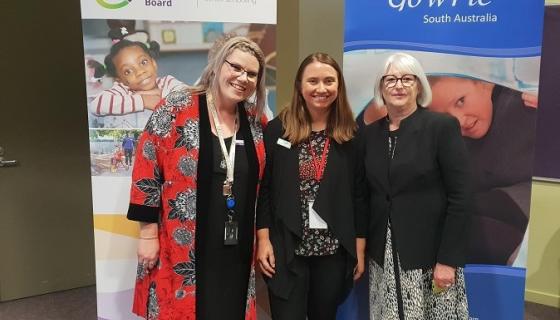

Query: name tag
<box><xmin>224</xmin><ymin>220</ymin><xmax>238</xmax><ymax>245</ymax></box>
<box><xmin>308</xmin><ymin>201</ymin><xmax>328</xmax><ymax>229</ymax></box>
<box><xmin>235</xmin><ymin>139</ymin><xmax>244</xmax><ymax>146</ymax></box>
<box><xmin>277</xmin><ymin>138</ymin><xmax>291</xmax><ymax>149</ymax></box>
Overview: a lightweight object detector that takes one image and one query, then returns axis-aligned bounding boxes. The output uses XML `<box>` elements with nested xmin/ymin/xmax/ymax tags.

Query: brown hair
<box><xmin>279</xmin><ymin>52</ymin><xmax>356</xmax><ymax>144</ymax></box>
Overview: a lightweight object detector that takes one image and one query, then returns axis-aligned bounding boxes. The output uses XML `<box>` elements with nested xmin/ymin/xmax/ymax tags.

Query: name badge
<box><xmin>235</xmin><ymin>139</ymin><xmax>244</xmax><ymax>146</ymax></box>
<box><xmin>308</xmin><ymin>201</ymin><xmax>328</xmax><ymax>229</ymax></box>
<box><xmin>277</xmin><ymin>138</ymin><xmax>291</xmax><ymax>149</ymax></box>
<box><xmin>224</xmin><ymin>220</ymin><xmax>238</xmax><ymax>245</ymax></box>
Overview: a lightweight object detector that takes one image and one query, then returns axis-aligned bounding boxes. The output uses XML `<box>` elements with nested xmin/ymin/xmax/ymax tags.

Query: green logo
<box><xmin>96</xmin><ymin>0</ymin><xmax>130</xmax><ymax>9</ymax></box>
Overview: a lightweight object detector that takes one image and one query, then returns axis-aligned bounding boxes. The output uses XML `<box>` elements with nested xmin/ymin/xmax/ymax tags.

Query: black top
<box><xmin>356</xmin><ymin>108</ymin><xmax>367</xmax><ymax>131</ymax></box>
<box><xmin>205</xmin><ymin>135</ymin><xmax>250</xmax><ymax>252</ymax></box>
<box><xmin>196</xmin><ymin>134</ymin><xmax>252</xmax><ymax>319</ymax></box>
<box><xmin>356</xmin><ymin>107</ymin><xmax>471</xmax><ymax>270</ymax></box>
<box><xmin>194</xmin><ymin>96</ymin><xmax>259</xmax><ymax>320</ymax></box>
<box><xmin>257</xmin><ymin>117</ymin><xmax>365</xmax><ymax>299</ymax></box>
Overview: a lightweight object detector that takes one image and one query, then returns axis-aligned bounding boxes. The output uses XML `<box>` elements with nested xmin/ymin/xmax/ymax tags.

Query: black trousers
<box><xmin>269</xmin><ymin>251</ymin><xmax>349</xmax><ymax>320</ymax></box>
<box><xmin>124</xmin><ymin>148</ymin><xmax>133</xmax><ymax>166</ymax></box>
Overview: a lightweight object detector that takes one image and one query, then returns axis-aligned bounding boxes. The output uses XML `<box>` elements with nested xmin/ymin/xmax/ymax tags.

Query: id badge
<box><xmin>308</xmin><ymin>201</ymin><xmax>328</xmax><ymax>229</ymax></box>
<box><xmin>224</xmin><ymin>220</ymin><xmax>239</xmax><ymax>245</ymax></box>
<box><xmin>276</xmin><ymin>138</ymin><xmax>292</xmax><ymax>149</ymax></box>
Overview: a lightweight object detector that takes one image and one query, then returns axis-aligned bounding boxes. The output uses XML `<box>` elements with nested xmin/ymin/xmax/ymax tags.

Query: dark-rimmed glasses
<box><xmin>382</xmin><ymin>74</ymin><xmax>417</xmax><ymax>88</ymax></box>
<box><xmin>224</xmin><ymin>60</ymin><xmax>258</xmax><ymax>82</ymax></box>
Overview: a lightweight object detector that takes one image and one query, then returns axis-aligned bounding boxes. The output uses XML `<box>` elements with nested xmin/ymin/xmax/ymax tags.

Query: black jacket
<box><xmin>356</xmin><ymin>107</ymin><xmax>471</xmax><ymax>270</ymax></box>
<box><xmin>256</xmin><ymin>117</ymin><xmax>366</xmax><ymax>299</ymax></box>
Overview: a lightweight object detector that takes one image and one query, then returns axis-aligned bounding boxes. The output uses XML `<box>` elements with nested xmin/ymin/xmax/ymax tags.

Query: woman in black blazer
<box><xmin>256</xmin><ymin>52</ymin><xmax>366</xmax><ymax>320</ymax></box>
<box><xmin>356</xmin><ymin>52</ymin><xmax>471</xmax><ymax>320</ymax></box>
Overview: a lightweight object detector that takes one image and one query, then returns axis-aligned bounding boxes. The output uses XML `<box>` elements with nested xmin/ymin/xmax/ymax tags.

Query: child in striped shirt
<box><xmin>91</xmin><ymin>39</ymin><xmax>185</xmax><ymax>116</ymax></box>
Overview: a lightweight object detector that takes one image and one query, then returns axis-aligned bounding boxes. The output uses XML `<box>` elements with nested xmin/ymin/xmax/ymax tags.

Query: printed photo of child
<box><xmin>90</xmin><ymin>25</ymin><xmax>186</xmax><ymax>117</ymax></box>
<box><xmin>428</xmin><ymin>75</ymin><xmax>537</xmax><ymax>265</ymax></box>
<box><xmin>83</xmin><ymin>20</ymin><xmax>277</xmax><ymax>129</ymax></box>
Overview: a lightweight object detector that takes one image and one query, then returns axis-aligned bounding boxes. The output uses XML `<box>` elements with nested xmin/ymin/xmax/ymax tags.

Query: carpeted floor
<box><xmin>526</xmin><ymin>300</ymin><xmax>560</xmax><ymax>320</ymax></box>
<box><xmin>0</xmin><ymin>286</ymin><xmax>97</xmax><ymax>320</ymax></box>
<box><xmin>0</xmin><ymin>286</ymin><xmax>558</xmax><ymax>319</ymax></box>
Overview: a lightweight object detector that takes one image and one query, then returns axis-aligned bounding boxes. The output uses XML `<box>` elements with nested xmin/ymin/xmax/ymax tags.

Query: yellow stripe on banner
<box><xmin>93</xmin><ymin>214</ymin><xmax>140</xmax><ymax>238</ymax></box>
<box><xmin>94</xmin><ymin>229</ymin><xmax>138</xmax><ymax>260</ymax></box>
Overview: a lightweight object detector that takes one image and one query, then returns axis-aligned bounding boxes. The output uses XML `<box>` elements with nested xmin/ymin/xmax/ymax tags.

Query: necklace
<box><xmin>388</xmin><ymin>134</ymin><xmax>398</xmax><ymax>160</ymax></box>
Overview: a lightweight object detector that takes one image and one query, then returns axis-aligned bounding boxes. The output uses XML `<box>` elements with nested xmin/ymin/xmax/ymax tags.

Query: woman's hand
<box><xmin>256</xmin><ymin>229</ymin><xmax>276</xmax><ymax>278</ymax></box>
<box><xmin>138</xmin><ymin>238</ymin><xmax>160</xmax><ymax>270</ymax></box>
<box><xmin>433</xmin><ymin>262</ymin><xmax>456</xmax><ymax>290</ymax></box>
<box><xmin>138</xmin><ymin>222</ymin><xmax>159</xmax><ymax>270</ymax></box>
<box><xmin>354</xmin><ymin>238</ymin><xmax>366</xmax><ymax>280</ymax></box>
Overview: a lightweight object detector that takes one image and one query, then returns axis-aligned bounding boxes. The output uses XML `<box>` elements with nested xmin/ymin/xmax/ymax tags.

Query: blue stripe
<box><xmin>344</xmin><ymin>41</ymin><xmax>541</xmax><ymax>57</ymax></box>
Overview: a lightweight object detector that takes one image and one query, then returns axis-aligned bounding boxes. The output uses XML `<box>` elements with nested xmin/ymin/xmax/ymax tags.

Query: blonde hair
<box><xmin>190</xmin><ymin>36</ymin><xmax>266</xmax><ymax>119</ymax></box>
<box><xmin>279</xmin><ymin>52</ymin><xmax>356</xmax><ymax>145</ymax></box>
<box><xmin>373</xmin><ymin>52</ymin><xmax>432</xmax><ymax>107</ymax></box>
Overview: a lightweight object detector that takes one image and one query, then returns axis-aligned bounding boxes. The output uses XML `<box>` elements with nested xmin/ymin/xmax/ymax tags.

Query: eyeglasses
<box><xmin>224</xmin><ymin>60</ymin><xmax>259</xmax><ymax>82</ymax></box>
<box><xmin>382</xmin><ymin>74</ymin><xmax>417</xmax><ymax>88</ymax></box>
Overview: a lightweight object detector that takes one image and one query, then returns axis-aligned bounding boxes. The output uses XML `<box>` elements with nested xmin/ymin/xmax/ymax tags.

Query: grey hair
<box><xmin>191</xmin><ymin>36</ymin><xmax>266</xmax><ymax>118</ymax></box>
<box><xmin>373</xmin><ymin>52</ymin><xmax>432</xmax><ymax>107</ymax></box>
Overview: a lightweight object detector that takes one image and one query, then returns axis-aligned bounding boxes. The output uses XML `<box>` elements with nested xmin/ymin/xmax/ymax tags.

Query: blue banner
<box><xmin>342</xmin><ymin>1</ymin><xmax>545</xmax><ymax>319</ymax></box>
<box><xmin>464</xmin><ymin>265</ymin><xmax>526</xmax><ymax>320</ymax></box>
<box><xmin>345</xmin><ymin>0</ymin><xmax>544</xmax><ymax>57</ymax></box>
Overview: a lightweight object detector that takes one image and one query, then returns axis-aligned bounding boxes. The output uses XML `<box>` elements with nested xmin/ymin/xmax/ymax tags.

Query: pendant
<box><xmin>226</xmin><ymin>196</ymin><xmax>236</xmax><ymax>210</ymax></box>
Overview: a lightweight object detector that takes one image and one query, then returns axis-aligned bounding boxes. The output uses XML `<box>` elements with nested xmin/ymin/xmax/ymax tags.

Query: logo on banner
<box><xmin>96</xmin><ymin>0</ymin><xmax>130</xmax><ymax>9</ymax></box>
<box><xmin>96</xmin><ymin>0</ymin><xmax>173</xmax><ymax>8</ymax></box>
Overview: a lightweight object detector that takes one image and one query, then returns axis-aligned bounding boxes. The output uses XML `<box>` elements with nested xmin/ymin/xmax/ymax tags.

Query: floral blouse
<box><xmin>294</xmin><ymin>130</ymin><xmax>340</xmax><ymax>256</ymax></box>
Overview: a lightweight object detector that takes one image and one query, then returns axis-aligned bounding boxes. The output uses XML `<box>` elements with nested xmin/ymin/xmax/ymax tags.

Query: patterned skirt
<box><xmin>369</xmin><ymin>224</ymin><xmax>469</xmax><ymax>320</ymax></box>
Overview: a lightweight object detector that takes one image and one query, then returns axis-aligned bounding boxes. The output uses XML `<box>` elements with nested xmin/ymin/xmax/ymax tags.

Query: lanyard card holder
<box><xmin>224</xmin><ymin>219</ymin><xmax>239</xmax><ymax>245</ymax></box>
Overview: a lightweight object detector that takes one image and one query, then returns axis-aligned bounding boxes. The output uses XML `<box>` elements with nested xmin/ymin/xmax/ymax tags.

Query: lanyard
<box><xmin>207</xmin><ymin>94</ymin><xmax>238</xmax><ymax>189</ymax></box>
<box><xmin>207</xmin><ymin>94</ymin><xmax>241</xmax><ymax>246</ymax></box>
<box><xmin>308</xmin><ymin>136</ymin><xmax>330</xmax><ymax>181</ymax></box>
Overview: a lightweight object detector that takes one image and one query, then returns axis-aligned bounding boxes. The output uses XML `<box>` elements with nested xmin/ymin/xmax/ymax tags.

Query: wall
<box><xmin>277</xmin><ymin>0</ymin><xmax>343</xmax><ymax>110</ymax></box>
<box><xmin>0</xmin><ymin>0</ymin><xmax>96</xmax><ymax>301</ymax></box>
<box><xmin>526</xmin><ymin>182</ymin><xmax>560</xmax><ymax>307</ymax></box>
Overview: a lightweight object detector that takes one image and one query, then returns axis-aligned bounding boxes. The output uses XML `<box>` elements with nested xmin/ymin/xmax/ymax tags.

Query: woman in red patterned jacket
<box><xmin>126</xmin><ymin>36</ymin><xmax>268</xmax><ymax>320</ymax></box>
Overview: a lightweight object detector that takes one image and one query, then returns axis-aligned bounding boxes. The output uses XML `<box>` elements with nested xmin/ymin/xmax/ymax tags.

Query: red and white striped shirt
<box><xmin>90</xmin><ymin>75</ymin><xmax>186</xmax><ymax>116</ymax></box>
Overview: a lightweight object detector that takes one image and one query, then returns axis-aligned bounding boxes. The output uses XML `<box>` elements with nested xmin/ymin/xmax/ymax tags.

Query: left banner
<box><xmin>79</xmin><ymin>1</ymin><xmax>276</xmax><ymax>319</ymax></box>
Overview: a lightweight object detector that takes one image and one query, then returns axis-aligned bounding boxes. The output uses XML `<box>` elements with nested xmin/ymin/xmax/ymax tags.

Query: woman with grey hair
<box><xmin>126</xmin><ymin>36</ymin><xmax>268</xmax><ymax>319</ymax></box>
<box><xmin>355</xmin><ymin>52</ymin><xmax>470</xmax><ymax>319</ymax></box>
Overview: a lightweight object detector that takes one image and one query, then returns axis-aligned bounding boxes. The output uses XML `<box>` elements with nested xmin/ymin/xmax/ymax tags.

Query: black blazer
<box><xmin>256</xmin><ymin>117</ymin><xmax>366</xmax><ymax>299</ymax></box>
<box><xmin>356</xmin><ymin>107</ymin><xmax>471</xmax><ymax>270</ymax></box>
